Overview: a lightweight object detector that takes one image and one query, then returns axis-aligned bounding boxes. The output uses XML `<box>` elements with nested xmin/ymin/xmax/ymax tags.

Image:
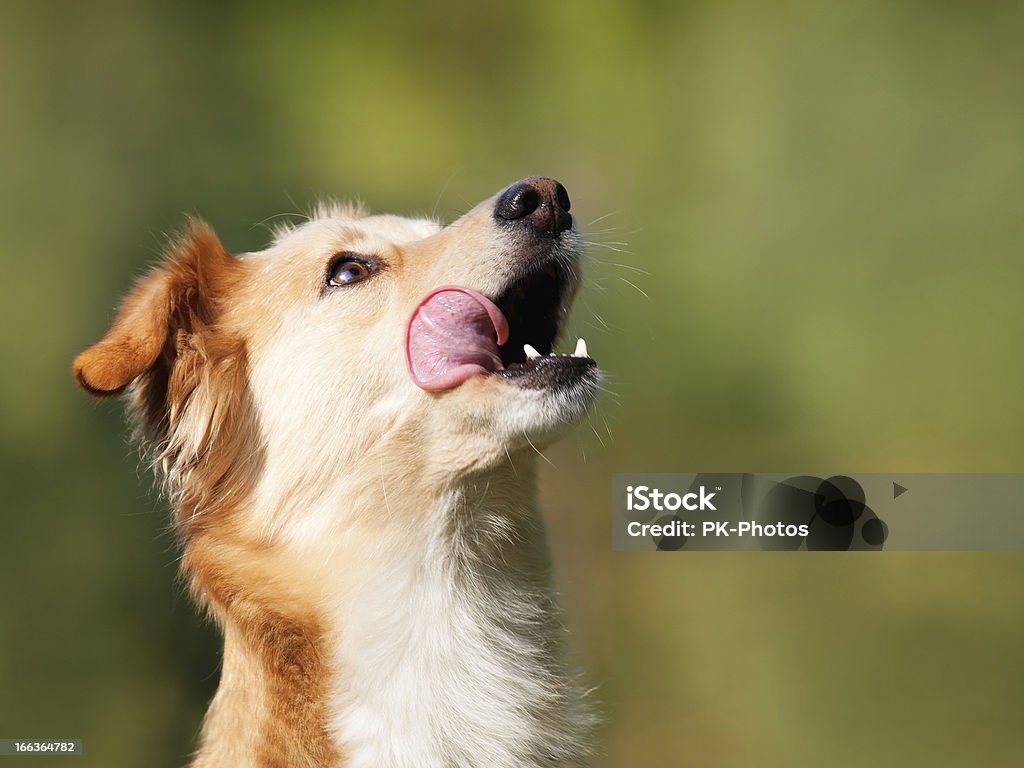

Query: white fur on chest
<box><xmin>327</xmin><ymin>493</ymin><xmax>588</xmax><ymax>768</ymax></box>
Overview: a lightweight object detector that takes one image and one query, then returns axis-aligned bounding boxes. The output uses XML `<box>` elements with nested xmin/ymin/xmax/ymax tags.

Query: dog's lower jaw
<box><xmin>187</xmin><ymin>455</ymin><xmax>592</xmax><ymax>768</ymax></box>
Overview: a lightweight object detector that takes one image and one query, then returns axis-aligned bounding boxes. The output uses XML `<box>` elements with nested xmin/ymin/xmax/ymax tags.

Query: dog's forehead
<box><xmin>269</xmin><ymin>212</ymin><xmax>441</xmax><ymax>255</ymax></box>
<box><xmin>353</xmin><ymin>214</ymin><xmax>442</xmax><ymax>243</ymax></box>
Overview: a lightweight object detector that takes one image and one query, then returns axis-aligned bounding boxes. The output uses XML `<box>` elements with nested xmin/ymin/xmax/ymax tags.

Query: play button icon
<box><xmin>893</xmin><ymin>482</ymin><xmax>908</xmax><ymax>500</ymax></box>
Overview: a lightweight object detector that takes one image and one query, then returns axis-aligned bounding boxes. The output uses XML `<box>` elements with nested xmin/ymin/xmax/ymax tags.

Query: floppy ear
<box><xmin>73</xmin><ymin>222</ymin><xmax>234</xmax><ymax>398</ymax></box>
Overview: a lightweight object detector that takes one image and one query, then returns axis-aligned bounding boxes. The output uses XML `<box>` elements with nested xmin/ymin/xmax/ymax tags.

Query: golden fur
<box><xmin>75</xmin><ymin>184</ymin><xmax>598</xmax><ymax>767</ymax></box>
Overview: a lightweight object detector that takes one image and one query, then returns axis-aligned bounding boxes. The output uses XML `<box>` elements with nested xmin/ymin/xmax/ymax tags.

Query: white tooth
<box><xmin>523</xmin><ymin>344</ymin><xmax>541</xmax><ymax>359</ymax></box>
<box><xmin>573</xmin><ymin>338</ymin><xmax>588</xmax><ymax>358</ymax></box>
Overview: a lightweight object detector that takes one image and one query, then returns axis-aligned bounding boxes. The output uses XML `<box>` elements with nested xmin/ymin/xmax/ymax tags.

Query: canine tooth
<box><xmin>573</xmin><ymin>338</ymin><xmax>588</xmax><ymax>358</ymax></box>
<box><xmin>523</xmin><ymin>344</ymin><xmax>541</xmax><ymax>359</ymax></box>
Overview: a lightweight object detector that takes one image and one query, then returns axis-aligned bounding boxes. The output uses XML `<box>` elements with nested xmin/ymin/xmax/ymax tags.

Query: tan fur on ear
<box><xmin>73</xmin><ymin>270</ymin><xmax>175</xmax><ymax>396</ymax></box>
<box><xmin>73</xmin><ymin>222</ymin><xmax>232</xmax><ymax>397</ymax></box>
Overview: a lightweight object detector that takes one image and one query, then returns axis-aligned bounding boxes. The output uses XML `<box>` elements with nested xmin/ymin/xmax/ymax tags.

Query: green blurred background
<box><xmin>2</xmin><ymin>1</ymin><xmax>1022</xmax><ymax>766</ymax></box>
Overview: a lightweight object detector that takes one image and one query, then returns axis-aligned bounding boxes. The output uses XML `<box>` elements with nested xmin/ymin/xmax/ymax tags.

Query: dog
<box><xmin>73</xmin><ymin>177</ymin><xmax>600</xmax><ymax>767</ymax></box>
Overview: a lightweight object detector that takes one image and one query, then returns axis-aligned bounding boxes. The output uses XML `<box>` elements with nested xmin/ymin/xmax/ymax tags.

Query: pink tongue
<box><xmin>406</xmin><ymin>287</ymin><xmax>510</xmax><ymax>392</ymax></box>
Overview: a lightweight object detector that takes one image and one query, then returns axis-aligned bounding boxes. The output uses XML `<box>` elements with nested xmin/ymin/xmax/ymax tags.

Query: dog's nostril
<box><xmin>495</xmin><ymin>182</ymin><xmax>541</xmax><ymax>221</ymax></box>
<box><xmin>554</xmin><ymin>182</ymin><xmax>571</xmax><ymax>214</ymax></box>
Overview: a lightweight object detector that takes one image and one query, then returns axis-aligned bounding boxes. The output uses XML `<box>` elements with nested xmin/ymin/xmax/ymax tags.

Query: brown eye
<box><xmin>327</xmin><ymin>257</ymin><xmax>372</xmax><ymax>287</ymax></box>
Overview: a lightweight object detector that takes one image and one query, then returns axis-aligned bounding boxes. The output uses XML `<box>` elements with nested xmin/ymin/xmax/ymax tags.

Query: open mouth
<box><xmin>406</xmin><ymin>260</ymin><xmax>596</xmax><ymax>392</ymax></box>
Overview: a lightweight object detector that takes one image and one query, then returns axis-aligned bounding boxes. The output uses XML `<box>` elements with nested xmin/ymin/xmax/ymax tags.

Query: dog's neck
<box><xmin>187</xmin><ymin>454</ymin><xmax>589</xmax><ymax>768</ymax></box>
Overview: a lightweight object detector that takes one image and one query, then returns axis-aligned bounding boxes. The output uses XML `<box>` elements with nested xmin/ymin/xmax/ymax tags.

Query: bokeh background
<box><xmin>2</xmin><ymin>1</ymin><xmax>1023</xmax><ymax>766</ymax></box>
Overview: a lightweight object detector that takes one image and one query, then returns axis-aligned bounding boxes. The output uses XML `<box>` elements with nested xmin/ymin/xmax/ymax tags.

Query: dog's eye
<box><xmin>327</xmin><ymin>256</ymin><xmax>372</xmax><ymax>287</ymax></box>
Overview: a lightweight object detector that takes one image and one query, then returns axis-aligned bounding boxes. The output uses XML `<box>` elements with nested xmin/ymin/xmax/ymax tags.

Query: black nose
<box><xmin>494</xmin><ymin>177</ymin><xmax>572</xmax><ymax>234</ymax></box>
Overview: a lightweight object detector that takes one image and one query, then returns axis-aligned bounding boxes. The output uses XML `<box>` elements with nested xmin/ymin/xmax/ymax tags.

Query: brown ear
<box><xmin>73</xmin><ymin>222</ymin><xmax>232</xmax><ymax>397</ymax></box>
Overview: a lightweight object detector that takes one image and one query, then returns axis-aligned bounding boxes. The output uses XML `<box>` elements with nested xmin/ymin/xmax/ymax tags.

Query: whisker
<box><xmin>585</xmin><ymin>210</ymin><xmax>621</xmax><ymax>227</ymax></box>
<box><xmin>594</xmin><ymin>386</ymin><xmax>622</xmax><ymax>402</ymax></box>
<box><xmin>431</xmin><ymin>169</ymin><xmax>462</xmax><ymax>220</ymax></box>
<box><xmin>586</xmin><ymin>257</ymin><xmax>651</xmax><ymax>276</ymax></box>
<box><xmin>584</xmin><ymin>242</ymin><xmax>635</xmax><ymax>256</ymax></box>
<box><xmin>618</xmin><ymin>277</ymin><xmax>649</xmax><ymax>299</ymax></box>
<box><xmin>601</xmin><ymin>415</ymin><xmax>615</xmax><ymax>442</ymax></box>
<box><xmin>504</xmin><ymin>446</ymin><xmax>518</xmax><ymax>475</ymax></box>
<box><xmin>523</xmin><ymin>431</ymin><xmax>557</xmax><ymax>469</ymax></box>
<box><xmin>588</xmin><ymin>311</ymin><xmax>611</xmax><ymax>331</ymax></box>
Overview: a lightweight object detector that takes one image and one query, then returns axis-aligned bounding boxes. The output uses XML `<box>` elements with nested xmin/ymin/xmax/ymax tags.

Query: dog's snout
<box><xmin>494</xmin><ymin>177</ymin><xmax>572</xmax><ymax>234</ymax></box>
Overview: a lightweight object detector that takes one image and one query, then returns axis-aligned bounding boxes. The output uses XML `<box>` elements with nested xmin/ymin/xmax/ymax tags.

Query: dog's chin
<box><xmin>449</xmin><ymin>356</ymin><xmax>601</xmax><ymax>456</ymax></box>
<box><xmin>505</xmin><ymin>370</ymin><xmax>601</xmax><ymax>440</ymax></box>
<box><xmin>488</xmin><ymin>335</ymin><xmax>602</xmax><ymax>430</ymax></box>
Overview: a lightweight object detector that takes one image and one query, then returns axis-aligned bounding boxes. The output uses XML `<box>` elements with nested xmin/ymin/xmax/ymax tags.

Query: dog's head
<box><xmin>74</xmin><ymin>178</ymin><xmax>600</xmax><ymax>521</ymax></box>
